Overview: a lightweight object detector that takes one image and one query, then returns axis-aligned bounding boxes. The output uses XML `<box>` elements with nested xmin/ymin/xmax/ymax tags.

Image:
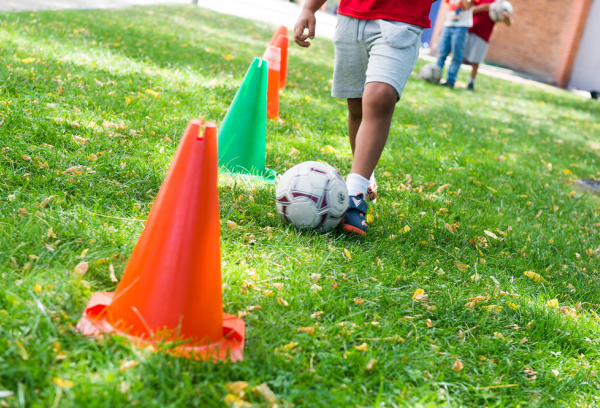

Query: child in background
<box><xmin>436</xmin><ymin>0</ymin><xmax>475</xmax><ymax>88</ymax></box>
<box><xmin>294</xmin><ymin>0</ymin><xmax>434</xmax><ymax>235</ymax></box>
<box><xmin>463</xmin><ymin>0</ymin><xmax>513</xmax><ymax>90</ymax></box>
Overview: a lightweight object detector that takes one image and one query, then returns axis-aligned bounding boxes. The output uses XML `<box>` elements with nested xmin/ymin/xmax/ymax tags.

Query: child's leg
<box><xmin>347</xmin><ymin>98</ymin><xmax>363</xmax><ymax>155</ymax></box>
<box><xmin>436</xmin><ymin>28</ymin><xmax>452</xmax><ymax>70</ymax></box>
<box><xmin>447</xmin><ymin>27</ymin><xmax>467</xmax><ymax>84</ymax></box>
<box><xmin>470</xmin><ymin>62</ymin><xmax>479</xmax><ymax>80</ymax></box>
<box><xmin>350</xmin><ymin>82</ymin><xmax>397</xmax><ymax>179</ymax></box>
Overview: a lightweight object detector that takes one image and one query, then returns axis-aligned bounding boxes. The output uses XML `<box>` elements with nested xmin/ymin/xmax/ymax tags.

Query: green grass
<box><xmin>1</xmin><ymin>4</ymin><xmax>600</xmax><ymax>407</ymax></box>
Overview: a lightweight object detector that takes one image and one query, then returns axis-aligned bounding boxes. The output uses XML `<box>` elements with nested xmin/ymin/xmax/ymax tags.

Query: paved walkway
<box><xmin>1</xmin><ymin>0</ymin><xmax>590</xmax><ymax>99</ymax></box>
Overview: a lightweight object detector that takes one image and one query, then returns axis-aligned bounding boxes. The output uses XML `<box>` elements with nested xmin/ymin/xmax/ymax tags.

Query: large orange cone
<box><xmin>263</xmin><ymin>45</ymin><xmax>281</xmax><ymax>119</ymax></box>
<box><xmin>272</xmin><ymin>34</ymin><xmax>289</xmax><ymax>89</ymax></box>
<box><xmin>269</xmin><ymin>25</ymin><xmax>287</xmax><ymax>46</ymax></box>
<box><xmin>76</xmin><ymin>119</ymin><xmax>245</xmax><ymax>362</ymax></box>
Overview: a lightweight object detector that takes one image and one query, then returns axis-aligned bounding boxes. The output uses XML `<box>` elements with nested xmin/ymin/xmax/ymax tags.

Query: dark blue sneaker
<box><xmin>342</xmin><ymin>193</ymin><xmax>368</xmax><ymax>236</ymax></box>
<box><xmin>441</xmin><ymin>81</ymin><xmax>455</xmax><ymax>89</ymax></box>
<box><xmin>467</xmin><ymin>82</ymin><xmax>475</xmax><ymax>91</ymax></box>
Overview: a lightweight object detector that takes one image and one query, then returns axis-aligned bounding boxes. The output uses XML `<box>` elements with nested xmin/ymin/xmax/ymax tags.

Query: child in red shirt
<box><xmin>463</xmin><ymin>0</ymin><xmax>513</xmax><ymax>90</ymax></box>
<box><xmin>294</xmin><ymin>0</ymin><xmax>435</xmax><ymax>235</ymax></box>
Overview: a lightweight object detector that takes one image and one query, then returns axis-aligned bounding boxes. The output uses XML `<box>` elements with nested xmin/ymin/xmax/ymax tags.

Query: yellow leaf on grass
<box><xmin>224</xmin><ymin>381</ymin><xmax>248</xmax><ymax>397</ymax></box>
<box><xmin>452</xmin><ymin>359</ymin><xmax>464</xmax><ymax>372</ymax></box>
<box><xmin>507</xmin><ymin>302</ymin><xmax>519</xmax><ymax>310</ymax></box>
<box><xmin>354</xmin><ymin>342</ymin><xmax>368</xmax><ymax>352</ymax></box>
<box><xmin>21</xmin><ymin>57</ymin><xmax>37</xmax><ymax>64</ymax></box>
<box><xmin>144</xmin><ymin>89</ymin><xmax>161</xmax><ymax>99</ymax></box>
<box><xmin>35</xmin><ymin>284</ymin><xmax>42</xmax><ymax>293</ymax></box>
<box><xmin>53</xmin><ymin>378</ymin><xmax>74</xmax><ymax>388</ymax></box>
<box><xmin>365</xmin><ymin>359</ymin><xmax>377</xmax><ymax>370</ymax></box>
<box><xmin>297</xmin><ymin>326</ymin><xmax>315</xmax><ymax>335</ymax></box>
<box><xmin>457</xmin><ymin>263</ymin><xmax>470</xmax><ymax>272</ymax></box>
<box><xmin>344</xmin><ymin>249</ymin><xmax>352</xmax><ymax>260</ymax></box>
<box><xmin>40</xmin><ymin>195</ymin><xmax>56</xmax><ymax>208</ymax></box>
<box><xmin>524</xmin><ymin>271</ymin><xmax>544</xmax><ymax>283</ymax></box>
<box><xmin>224</xmin><ymin>394</ymin><xmax>251</xmax><ymax>408</ymax></box>
<box><xmin>402</xmin><ymin>225</ymin><xmax>411</xmax><ymax>233</ymax></box>
<box><xmin>226</xmin><ymin>220</ymin><xmax>237</xmax><ymax>229</ymax></box>
<box><xmin>426</xmin><ymin>319</ymin><xmax>433</xmax><ymax>328</ymax></box>
<box><xmin>482</xmin><ymin>305</ymin><xmax>503</xmax><ymax>313</ymax></box>
<box><xmin>73</xmin><ymin>261</ymin><xmax>89</xmax><ymax>276</ymax></box>
<box><xmin>125</xmin><ymin>97</ymin><xmax>132</xmax><ymax>104</ymax></box>
<box><xmin>563</xmin><ymin>169</ymin><xmax>572</xmax><ymax>175</ymax></box>
<box><xmin>412</xmin><ymin>288</ymin><xmax>425</xmax><ymax>301</ymax></box>
<box><xmin>547</xmin><ymin>299</ymin><xmax>559</xmax><ymax>308</ymax></box>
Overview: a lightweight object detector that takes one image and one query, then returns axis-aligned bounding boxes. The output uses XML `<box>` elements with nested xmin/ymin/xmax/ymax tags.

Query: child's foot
<box><xmin>441</xmin><ymin>81</ymin><xmax>455</xmax><ymax>88</ymax></box>
<box><xmin>342</xmin><ymin>193</ymin><xmax>368</xmax><ymax>236</ymax></box>
<box><xmin>467</xmin><ymin>82</ymin><xmax>475</xmax><ymax>91</ymax></box>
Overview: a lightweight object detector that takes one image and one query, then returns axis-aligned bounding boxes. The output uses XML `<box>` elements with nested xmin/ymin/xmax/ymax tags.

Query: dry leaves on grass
<box><xmin>524</xmin><ymin>270</ymin><xmax>545</xmax><ymax>283</ymax></box>
<box><xmin>224</xmin><ymin>381</ymin><xmax>248</xmax><ymax>398</ymax></box>
<box><xmin>457</xmin><ymin>263</ymin><xmax>470</xmax><ymax>272</ymax></box>
<box><xmin>354</xmin><ymin>342</ymin><xmax>368</xmax><ymax>352</ymax></box>
<box><xmin>365</xmin><ymin>359</ymin><xmax>377</xmax><ymax>370</ymax></box>
<box><xmin>297</xmin><ymin>326</ymin><xmax>315</xmax><ymax>335</ymax></box>
<box><xmin>73</xmin><ymin>261</ymin><xmax>89</xmax><ymax>276</ymax></box>
<box><xmin>53</xmin><ymin>378</ymin><xmax>74</xmax><ymax>388</ymax></box>
<box><xmin>453</xmin><ymin>359</ymin><xmax>464</xmax><ymax>372</ymax></box>
<box><xmin>119</xmin><ymin>360</ymin><xmax>138</xmax><ymax>372</ymax></box>
<box><xmin>109</xmin><ymin>264</ymin><xmax>119</xmax><ymax>282</ymax></box>
<box><xmin>252</xmin><ymin>383</ymin><xmax>277</xmax><ymax>404</ymax></box>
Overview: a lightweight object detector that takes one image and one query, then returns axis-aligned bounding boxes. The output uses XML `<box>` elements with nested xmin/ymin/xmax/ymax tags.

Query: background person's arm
<box><xmin>294</xmin><ymin>0</ymin><xmax>328</xmax><ymax>48</ymax></box>
<box><xmin>471</xmin><ymin>2</ymin><xmax>491</xmax><ymax>14</ymax></box>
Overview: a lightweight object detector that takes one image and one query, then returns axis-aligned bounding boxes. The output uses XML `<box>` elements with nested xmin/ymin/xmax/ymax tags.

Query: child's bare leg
<box><xmin>350</xmin><ymin>82</ymin><xmax>397</xmax><ymax>179</ymax></box>
<box><xmin>347</xmin><ymin>98</ymin><xmax>363</xmax><ymax>155</ymax></box>
<box><xmin>470</xmin><ymin>62</ymin><xmax>479</xmax><ymax>79</ymax></box>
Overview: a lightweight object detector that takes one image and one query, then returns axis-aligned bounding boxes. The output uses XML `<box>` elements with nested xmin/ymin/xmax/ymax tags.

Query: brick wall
<box><xmin>431</xmin><ymin>0</ymin><xmax>593</xmax><ymax>87</ymax></box>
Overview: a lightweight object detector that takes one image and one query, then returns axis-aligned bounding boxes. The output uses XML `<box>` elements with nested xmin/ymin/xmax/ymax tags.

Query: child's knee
<box><xmin>363</xmin><ymin>83</ymin><xmax>397</xmax><ymax>115</ymax></box>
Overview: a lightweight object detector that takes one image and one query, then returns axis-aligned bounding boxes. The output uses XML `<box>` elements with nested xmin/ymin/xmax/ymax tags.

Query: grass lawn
<box><xmin>2</xmin><ymin>4</ymin><xmax>600</xmax><ymax>407</ymax></box>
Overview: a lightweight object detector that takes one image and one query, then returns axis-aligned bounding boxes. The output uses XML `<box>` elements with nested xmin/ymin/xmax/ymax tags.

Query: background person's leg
<box><xmin>447</xmin><ymin>27</ymin><xmax>467</xmax><ymax>84</ymax></box>
<box><xmin>436</xmin><ymin>27</ymin><xmax>452</xmax><ymax>71</ymax></box>
<box><xmin>350</xmin><ymin>82</ymin><xmax>397</xmax><ymax>180</ymax></box>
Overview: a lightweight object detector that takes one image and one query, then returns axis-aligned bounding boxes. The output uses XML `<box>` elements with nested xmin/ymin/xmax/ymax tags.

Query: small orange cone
<box><xmin>272</xmin><ymin>34</ymin><xmax>289</xmax><ymax>89</ymax></box>
<box><xmin>263</xmin><ymin>45</ymin><xmax>281</xmax><ymax>119</ymax></box>
<box><xmin>76</xmin><ymin>119</ymin><xmax>245</xmax><ymax>362</ymax></box>
<box><xmin>269</xmin><ymin>25</ymin><xmax>287</xmax><ymax>46</ymax></box>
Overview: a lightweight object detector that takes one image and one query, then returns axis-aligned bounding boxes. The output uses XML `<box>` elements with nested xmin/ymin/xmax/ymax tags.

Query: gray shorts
<box><xmin>332</xmin><ymin>15</ymin><xmax>423</xmax><ymax>100</ymax></box>
<box><xmin>463</xmin><ymin>33</ymin><xmax>488</xmax><ymax>64</ymax></box>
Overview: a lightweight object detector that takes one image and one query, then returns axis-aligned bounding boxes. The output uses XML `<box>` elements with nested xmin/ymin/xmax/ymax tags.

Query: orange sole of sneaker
<box><xmin>342</xmin><ymin>223</ymin><xmax>366</xmax><ymax>236</ymax></box>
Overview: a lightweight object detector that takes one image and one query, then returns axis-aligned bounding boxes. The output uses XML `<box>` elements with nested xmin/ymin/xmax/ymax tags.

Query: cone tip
<box><xmin>200</xmin><ymin>121</ymin><xmax>217</xmax><ymax>140</ymax></box>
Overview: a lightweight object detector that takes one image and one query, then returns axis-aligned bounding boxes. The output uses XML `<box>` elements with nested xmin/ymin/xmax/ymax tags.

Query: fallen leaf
<box><xmin>452</xmin><ymin>359</ymin><xmax>464</xmax><ymax>372</ymax></box>
<box><xmin>354</xmin><ymin>298</ymin><xmax>364</xmax><ymax>305</ymax></box>
<box><xmin>310</xmin><ymin>284</ymin><xmax>322</xmax><ymax>291</ymax></box>
<box><xmin>484</xmin><ymin>230</ymin><xmax>499</xmax><ymax>240</ymax></box>
<box><xmin>547</xmin><ymin>299</ymin><xmax>558</xmax><ymax>308</ymax></box>
<box><xmin>310</xmin><ymin>311</ymin><xmax>324</xmax><ymax>319</ymax></box>
<box><xmin>109</xmin><ymin>264</ymin><xmax>118</xmax><ymax>282</ymax></box>
<box><xmin>310</xmin><ymin>273</ymin><xmax>321</xmax><ymax>282</ymax></box>
<box><xmin>119</xmin><ymin>360</ymin><xmax>138</xmax><ymax>372</ymax></box>
<box><xmin>224</xmin><ymin>393</ymin><xmax>251</xmax><ymax>408</ymax></box>
<box><xmin>344</xmin><ymin>249</ymin><xmax>352</xmax><ymax>260</ymax></box>
<box><xmin>524</xmin><ymin>270</ymin><xmax>545</xmax><ymax>283</ymax></box>
<box><xmin>365</xmin><ymin>359</ymin><xmax>376</xmax><ymax>370</ymax></box>
<box><xmin>73</xmin><ymin>261</ymin><xmax>89</xmax><ymax>276</ymax></box>
<box><xmin>252</xmin><ymin>382</ymin><xmax>277</xmax><ymax>404</ymax></box>
<box><xmin>40</xmin><ymin>195</ymin><xmax>56</xmax><ymax>208</ymax></box>
<box><xmin>277</xmin><ymin>297</ymin><xmax>289</xmax><ymax>307</ymax></box>
<box><xmin>354</xmin><ymin>342</ymin><xmax>368</xmax><ymax>352</ymax></box>
<box><xmin>412</xmin><ymin>288</ymin><xmax>425</xmax><ymax>301</ymax></box>
<box><xmin>21</xmin><ymin>57</ymin><xmax>37</xmax><ymax>64</ymax></box>
<box><xmin>457</xmin><ymin>263</ymin><xmax>470</xmax><ymax>272</ymax></box>
<box><xmin>551</xmin><ymin>369</ymin><xmax>559</xmax><ymax>377</ymax></box>
<box><xmin>297</xmin><ymin>326</ymin><xmax>315</xmax><ymax>335</ymax></box>
<box><xmin>563</xmin><ymin>169</ymin><xmax>572</xmax><ymax>175</ymax></box>
<box><xmin>144</xmin><ymin>89</ymin><xmax>161</xmax><ymax>99</ymax></box>
<box><xmin>426</xmin><ymin>319</ymin><xmax>433</xmax><ymax>328</ymax></box>
<box><xmin>226</xmin><ymin>220</ymin><xmax>237</xmax><ymax>229</ymax></box>
<box><xmin>519</xmin><ymin>337</ymin><xmax>528</xmax><ymax>344</ymax></box>
<box><xmin>224</xmin><ymin>381</ymin><xmax>248</xmax><ymax>398</ymax></box>
<box><xmin>482</xmin><ymin>305</ymin><xmax>503</xmax><ymax>313</ymax></box>
<box><xmin>35</xmin><ymin>284</ymin><xmax>42</xmax><ymax>293</ymax></box>
<box><xmin>507</xmin><ymin>302</ymin><xmax>519</xmax><ymax>310</ymax></box>
<box><xmin>53</xmin><ymin>378</ymin><xmax>74</xmax><ymax>388</ymax></box>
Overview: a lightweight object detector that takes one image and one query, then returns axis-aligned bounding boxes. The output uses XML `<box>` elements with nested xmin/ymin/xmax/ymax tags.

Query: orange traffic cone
<box><xmin>76</xmin><ymin>119</ymin><xmax>245</xmax><ymax>362</ymax></box>
<box><xmin>272</xmin><ymin>34</ymin><xmax>289</xmax><ymax>89</ymax></box>
<box><xmin>263</xmin><ymin>45</ymin><xmax>281</xmax><ymax>119</ymax></box>
<box><xmin>269</xmin><ymin>25</ymin><xmax>287</xmax><ymax>46</ymax></box>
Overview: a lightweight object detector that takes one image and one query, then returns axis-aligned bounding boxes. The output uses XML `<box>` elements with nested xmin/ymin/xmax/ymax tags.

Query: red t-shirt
<box><xmin>469</xmin><ymin>0</ymin><xmax>496</xmax><ymax>42</ymax></box>
<box><xmin>337</xmin><ymin>0</ymin><xmax>433</xmax><ymax>28</ymax></box>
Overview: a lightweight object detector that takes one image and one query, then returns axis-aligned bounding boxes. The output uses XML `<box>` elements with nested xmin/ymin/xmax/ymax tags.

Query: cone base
<box><xmin>76</xmin><ymin>292</ymin><xmax>245</xmax><ymax>362</ymax></box>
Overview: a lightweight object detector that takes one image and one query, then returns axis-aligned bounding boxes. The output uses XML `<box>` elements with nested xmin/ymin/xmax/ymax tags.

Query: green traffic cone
<box><xmin>218</xmin><ymin>58</ymin><xmax>276</xmax><ymax>181</ymax></box>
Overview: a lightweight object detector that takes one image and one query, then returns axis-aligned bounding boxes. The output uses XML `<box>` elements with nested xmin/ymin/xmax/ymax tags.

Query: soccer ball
<box><xmin>418</xmin><ymin>63</ymin><xmax>442</xmax><ymax>84</ymax></box>
<box><xmin>275</xmin><ymin>161</ymin><xmax>348</xmax><ymax>232</ymax></box>
<box><xmin>489</xmin><ymin>0</ymin><xmax>513</xmax><ymax>22</ymax></box>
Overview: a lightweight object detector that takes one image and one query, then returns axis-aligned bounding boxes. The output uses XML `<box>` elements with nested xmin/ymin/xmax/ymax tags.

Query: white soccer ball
<box><xmin>275</xmin><ymin>161</ymin><xmax>348</xmax><ymax>232</ymax></box>
<box><xmin>418</xmin><ymin>63</ymin><xmax>442</xmax><ymax>84</ymax></box>
<box><xmin>489</xmin><ymin>0</ymin><xmax>513</xmax><ymax>22</ymax></box>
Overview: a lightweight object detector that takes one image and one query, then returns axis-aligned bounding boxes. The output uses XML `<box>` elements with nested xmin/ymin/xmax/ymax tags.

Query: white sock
<box><xmin>346</xmin><ymin>173</ymin><xmax>369</xmax><ymax>197</ymax></box>
<box><xmin>468</xmin><ymin>78</ymin><xmax>475</xmax><ymax>85</ymax></box>
<box><xmin>369</xmin><ymin>172</ymin><xmax>376</xmax><ymax>187</ymax></box>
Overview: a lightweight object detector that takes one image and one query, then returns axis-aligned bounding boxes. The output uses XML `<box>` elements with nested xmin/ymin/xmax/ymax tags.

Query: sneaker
<box><xmin>366</xmin><ymin>180</ymin><xmax>378</xmax><ymax>202</ymax></box>
<box><xmin>441</xmin><ymin>81</ymin><xmax>455</xmax><ymax>89</ymax></box>
<box><xmin>467</xmin><ymin>82</ymin><xmax>475</xmax><ymax>91</ymax></box>
<box><xmin>342</xmin><ymin>193</ymin><xmax>368</xmax><ymax>236</ymax></box>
